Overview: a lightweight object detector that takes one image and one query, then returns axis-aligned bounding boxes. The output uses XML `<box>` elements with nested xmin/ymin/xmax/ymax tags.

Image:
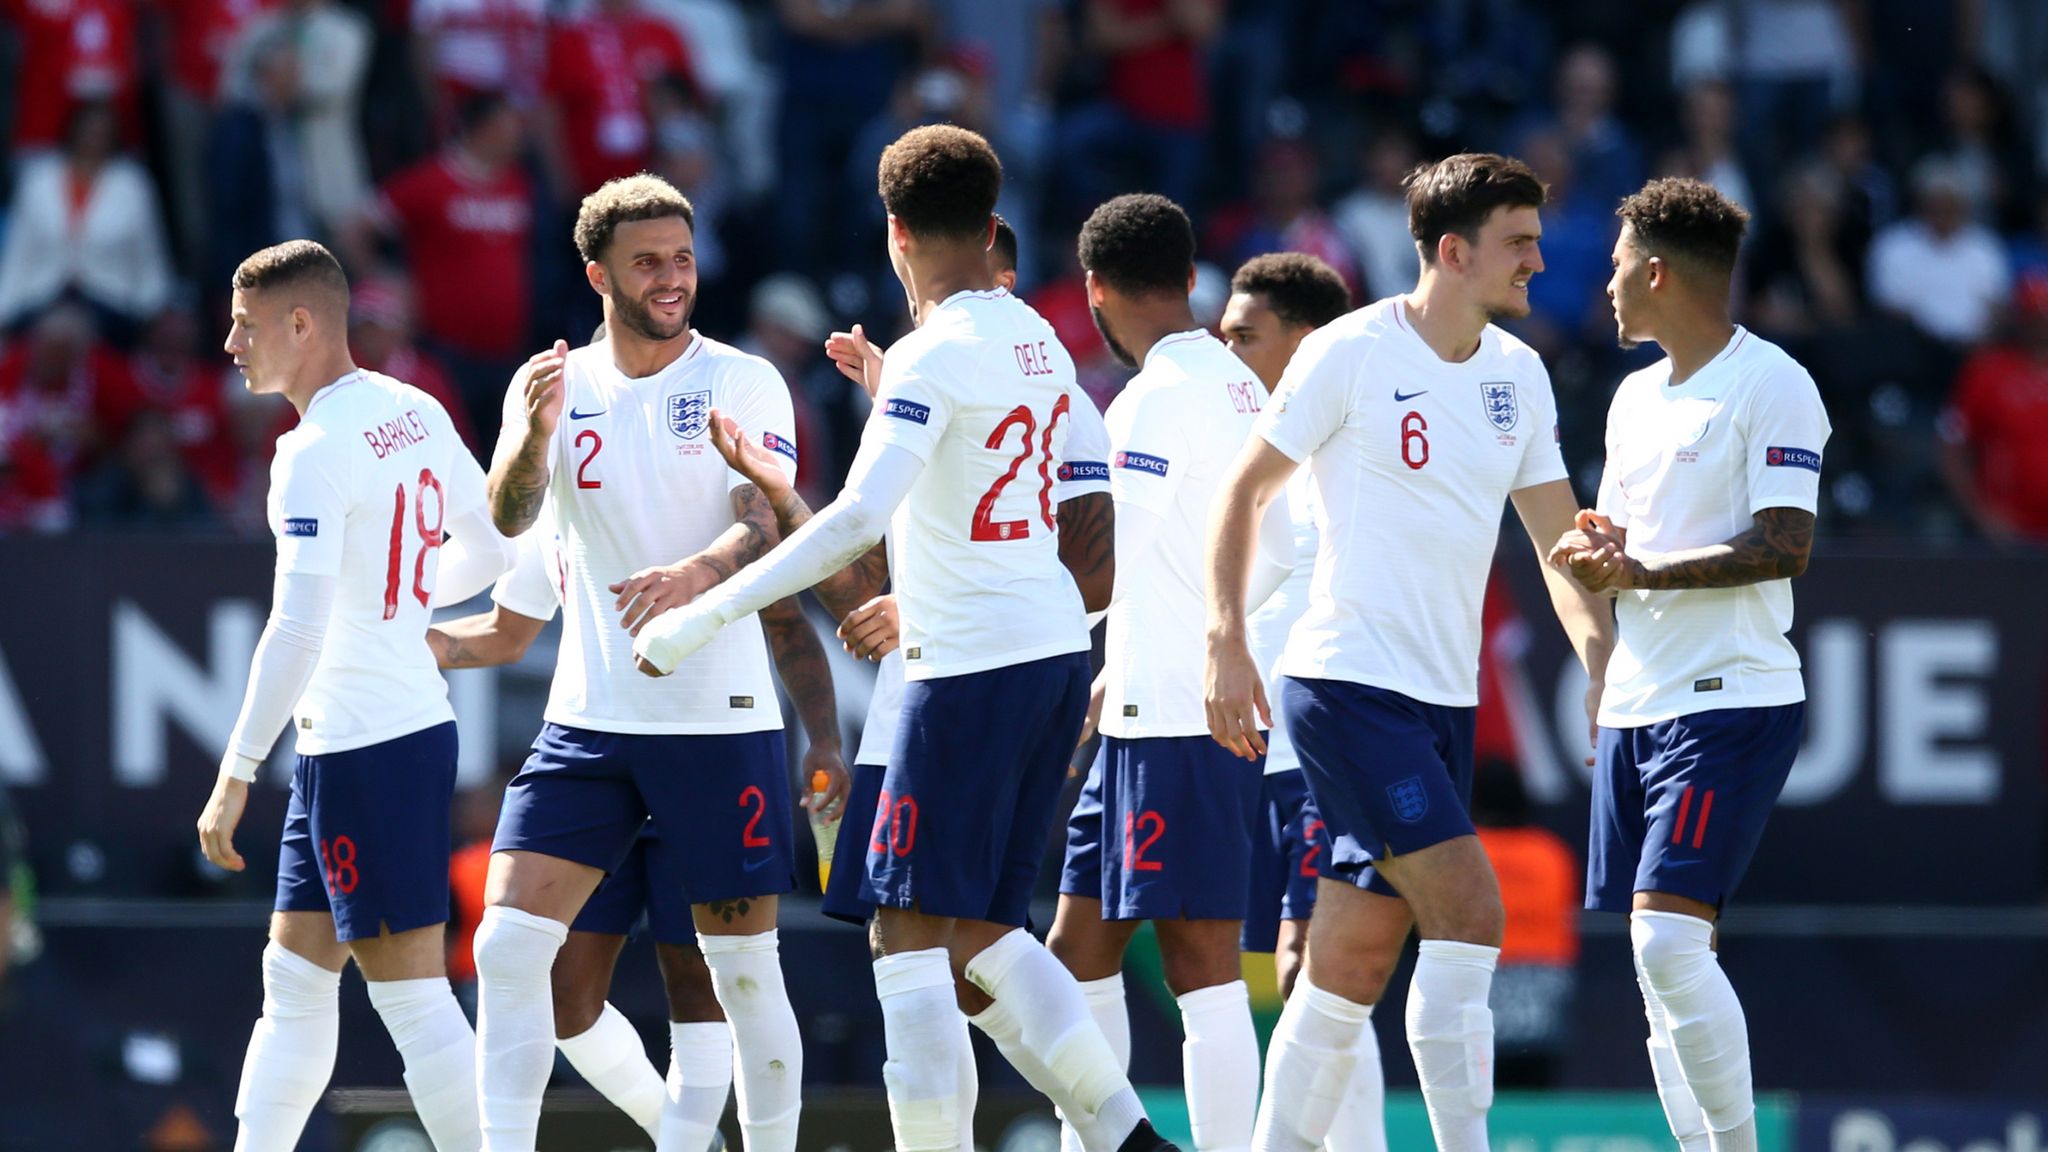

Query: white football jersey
<box><xmin>1246</xmin><ymin>468</ymin><xmax>1320</xmax><ymax>774</ymax></box>
<box><xmin>854</xmin><ymin>376</ymin><xmax>1111</xmax><ymax>762</ymax></box>
<box><xmin>505</xmin><ymin>334</ymin><xmax>797</xmax><ymax>733</ymax></box>
<box><xmin>1254</xmin><ymin>296</ymin><xmax>1567</xmax><ymax>706</ymax></box>
<box><xmin>866</xmin><ymin>288</ymin><xmax>1092</xmax><ymax>680</ymax></box>
<box><xmin>269</xmin><ymin>370</ymin><xmax>485</xmax><ymax>754</ymax></box>
<box><xmin>1594</xmin><ymin>327</ymin><xmax>1831</xmax><ymax>726</ymax></box>
<box><xmin>491</xmin><ymin>502</ymin><xmax>562</xmax><ymax>622</ymax></box>
<box><xmin>1100</xmin><ymin>330</ymin><xmax>1267</xmax><ymax>738</ymax></box>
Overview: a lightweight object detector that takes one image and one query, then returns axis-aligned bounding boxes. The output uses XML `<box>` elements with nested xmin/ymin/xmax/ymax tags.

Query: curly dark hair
<box><xmin>231</xmin><ymin>240</ymin><xmax>349</xmax><ymax>312</ymax></box>
<box><xmin>877</xmin><ymin>125</ymin><xmax>1003</xmax><ymax>242</ymax></box>
<box><xmin>1616</xmin><ymin>177</ymin><xmax>1750</xmax><ymax>274</ymax></box>
<box><xmin>1230</xmin><ymin>253</ymin><xmax>1352</xmax><ymax>330</ymax></box>
<box><xmin>1077</xmin><ymin>193</ymin><xmax>1195</xmax><ymax>296</ymax></box>
<box><xmin>990</xmin><ymin>213</ymin><xmax>1018</xmax><ymax>275</ymax></box>
<box><xmin>574</xmin><ymin>174</ymin><xmax>696</xmax><ymax>264</ymax></box>
<box><xmin>1405</xmin><ymin>152</ymin><xmax>1547</xmax><ymax>264</ymax></box>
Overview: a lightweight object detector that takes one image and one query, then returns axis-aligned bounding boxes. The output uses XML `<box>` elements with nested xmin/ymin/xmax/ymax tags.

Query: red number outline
<box><xmin>972</xmin><ymin>404</ymin><xmax>1038</xmax><ymax>541</ymax></box>
<box><xmin>322</xmin><ymin>835</ymin><xmax>359</xmax><ymax>895</ymax></box>
<box><xmin>1032</xmin><ymin>392</ymin><xmax>1071</xmax><ymax>532</ymax></box>
<box><xmin>1124</xmin><ymin>810</ymin><xmax>1165</xmax><ymax>872</ymax></box>
<box><xmin>1299</xmin><ymin>818</ymin><xmax>1326</xmax><ymax>878</ymax></box>
<box><xmin>870</xmin><ymin>788</ymin><xmax>893</xmax><ymax>855</ymax></box>
<box><xmin>1400</xmin><ymin>411</ymin><xmax>1429</xmax><ymax>470</ymax></box>
<box><xmin>382</xmin><ymin>469</ymin><xmax>446</xmax><ymax>618</ymax></box>
<box><xmin>739</xmin><ymin>785</ymin><xmax>772</xmax><ymax>848</ymax></box>
<box><xmin>574</xmin><ymin>429</ymin><xmax>604</xmax><ymax>489</ymax></box>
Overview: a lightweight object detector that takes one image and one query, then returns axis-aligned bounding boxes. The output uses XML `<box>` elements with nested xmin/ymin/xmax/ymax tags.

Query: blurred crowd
<box><xmin>1</xmin><ymin>0</ymin><xmax>2047</xmax><ymax>542</ymax></box>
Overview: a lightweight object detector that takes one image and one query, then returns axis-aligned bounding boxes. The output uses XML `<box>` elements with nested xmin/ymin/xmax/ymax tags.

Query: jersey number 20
<box><xmin>972</xmin><ymin>395</ymin><xmax>1071</xmax><ymax>541</ymax></box>
<box><xmin>382</xmin><ymin>468</ymin><xmax>445</xmax><ymax>620</ymax></box>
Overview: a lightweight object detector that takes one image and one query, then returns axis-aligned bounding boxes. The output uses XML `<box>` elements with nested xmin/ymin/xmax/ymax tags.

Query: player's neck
<box><xmin>1399</xmin><ymin>283</ymin><xmax>1487</xmax><ymax>363</ymax></box>
<box><xmin>606</xmin><ymin>323</ymin><xmax>694</xmax><ymax>379</ymax></box>
<box><xmin>1657</xmin><ymin>313</ymin><xmax>1738</xmax><ymax>386</ymax></box>
<box><xmin>901</xmin><ymin>253</ymin><xmax>995</xmax><ymax>326</ymax></box>
<box><xmin>284</xmin><ymin>352</ymin><xmax>361</xmax><ymax>415</ymax></box>
<box><xmin>1122</xmin><ymin>301</ymin><xmax>1201</xmax><ymax>367</ymax></box>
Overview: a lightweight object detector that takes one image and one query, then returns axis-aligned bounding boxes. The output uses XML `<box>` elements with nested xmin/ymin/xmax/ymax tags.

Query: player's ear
<box><xmin>584</xmin><ymin>259</ymin><xmax>608</xmax><ymax>297</ymax></box>
<box><xmin>887</xmin><ymin>213</ymin><xmax>911</xmax><ymax>254</ymax></box>
<box><xmin>1085</xmin><ymin>269</ymin><xmax>1106</xmax><ymax>307</ymax></box>
<box><xmin>1436</xmin><ymin>231</ymin><xmax>1463</xmax><ymax>274</ymax></box>
<box><xmin>1645</xmin><ymin>255</ymin><xmax>1666</xmax><ymax>291</ymax></box>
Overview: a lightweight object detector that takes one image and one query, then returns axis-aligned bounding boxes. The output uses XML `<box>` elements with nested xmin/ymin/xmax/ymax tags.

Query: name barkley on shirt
<box><xmin>363</xmin><ymin>409</ymin><xmax>432</xmax><ymax>459</ymax></box>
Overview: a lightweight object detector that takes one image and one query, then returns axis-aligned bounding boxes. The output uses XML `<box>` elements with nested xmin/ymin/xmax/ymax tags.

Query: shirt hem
<box><xmin>290</xmin><ymin>710</ymin><xmax>456</xmax><ymax>757</ymax></box>
<box><xmin>539</xmin><ymin>711</ymin><xmax>786</xmax><ymax>736</ymax></box>
<box><xmin>1598</xmin><ymin>686</ymin><xmax>1807</xmax><ymax>728</ymax></box>
<box><xmin>900</xmin><ymin>636</ymin><xmax>1090</xmax><ymax>681</ymax></box>
<box><xmin>1274</xmin><ymin>666</ymin><xmax>1478</xmax><ymax>708</ymax></box>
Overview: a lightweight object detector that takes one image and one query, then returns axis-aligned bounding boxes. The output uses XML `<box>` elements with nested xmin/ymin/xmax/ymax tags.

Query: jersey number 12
<box><xmin>383</xmin><ymin>468</ymin><xmax>445</xmax><ymax>619</ymax></box>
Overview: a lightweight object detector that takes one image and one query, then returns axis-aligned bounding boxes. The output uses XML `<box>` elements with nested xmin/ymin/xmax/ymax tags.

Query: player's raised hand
<box><xmin>197</xmin><ymin>771</ymin><xmax>250</xmax><ymax>872</ymax></box>
<box><xmin>1204</xmin><ymin>639</ymin><xmax>1271</xmax><ymax>761</ymax></box>
<box><xmin>633</xmin><ymin>602</ymin><xmax>723</xmax><ymax>675</ymax></box>
<box><xmin>517</xmin><ymin>339</ymin><xmax>570</xmax><ymax>435</ymax></box>
<box><xmin>800</xmin><ymin>742</ymin><xmax>851</xmax><ymax>821</ymax></box>
<box><xmin>708</xmin><ymin>410</ymin><xmax>791</xmax><ymax>501</ymax></box>
<box><xmin>611</xmin><ymin>560</ymin><xmax>717</xmax><ymax>635</ymax></box>
<box><xmin>824</xmin><ymin>325</ymin><xmax>885</xmax><ymax>397</ymax></box>
<box><xmin>836</xmin><ymin>594</ymin><xmax>899</xmax><ymax>661</ymax></box>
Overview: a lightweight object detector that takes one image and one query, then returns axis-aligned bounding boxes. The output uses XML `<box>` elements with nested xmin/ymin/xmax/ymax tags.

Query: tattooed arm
<box><xmin>761</xmin><ymin>595</ymin><xmax>850</xmax><ymax>815</ymax></box>
<box><xmin>1559</xmin><ymin>507</ymin><xmax>1815</xmax><ymax>593</ymax></box>
<box><xmin>708</xmin><ymin>410</ymin><xmax>890</xmax><ymax>622</ymax></box>
<box><xmin>1056</xmin><ymin>491</ymin><xmax>1115</xmax><ymax>612</ymax></box>
<box><xmin>486</xmin><ymin>342</ymin><xmax>570</xmax><ymax>536</ymax></box>
<box><xmin>613</xmin><ymin>483</ymin><xmax>782</xmax><ymax>634</ymax></box>
<box><xmin>428</xmin><ymin>604</ymin><xmax>549</xmax><ymax>669</ymax></box>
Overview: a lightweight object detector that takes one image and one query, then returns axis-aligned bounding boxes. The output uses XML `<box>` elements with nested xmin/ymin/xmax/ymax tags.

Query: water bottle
<box><xmin>807</xmin><ymin>768</ymin><xmax>839</xmax><ymax>890</ymax></box>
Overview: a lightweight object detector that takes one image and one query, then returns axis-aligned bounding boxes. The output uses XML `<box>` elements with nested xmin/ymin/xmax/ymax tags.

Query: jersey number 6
<box><xmin>382</xmin><ymin>468</ymin><xmax>445</xmax><ymax>620</ymax></box>
<box><xmin>971</xmin><ymin>394</ymin><xmax>1071</xmax><ymax>541</ymax></box>
<box><xmin>1400</xmin><ymin>411</ymin><xmax>1430</xmax><ymax>470</ymax></box>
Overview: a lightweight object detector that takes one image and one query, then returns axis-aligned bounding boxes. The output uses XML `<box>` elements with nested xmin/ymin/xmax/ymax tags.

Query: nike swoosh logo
<box><xmin>569</xmin><ymin>407</ymin><xmax>606</xmax><ymax>420</ymax></box>
<box><xmin>1393</xmin><ymin>389</ymin><xmax>1428</xmax><ymax>402</ymax></box>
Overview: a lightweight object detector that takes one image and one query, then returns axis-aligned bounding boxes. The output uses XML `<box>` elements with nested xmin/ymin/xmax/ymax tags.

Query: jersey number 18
<box><xmin>382</xmin><ymin>468</ymin><xmax>445</xmax><ymax>619</ymax></box>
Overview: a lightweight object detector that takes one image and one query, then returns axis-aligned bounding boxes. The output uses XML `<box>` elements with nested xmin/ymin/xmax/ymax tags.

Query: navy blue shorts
<box><xmin>1064</xmin><ymin>735</ymin><xmax>1260</xmax><ymax>921</ymax></box>
<box><xmin>862</xmin><ymin>652</ymin><xmax>1091</xmax><ymax>927</ymax></box>
<box><xmin>570</xmin><ymin>827</ymin><xmax>698</xmax><ymax>945</ymax></box>
<box><xmin>1241</xmin><ymin>767</ymin><xmax>1331</xmax><ymax>952</ymax></box>
<box><xmin>275</xmin><ymin>722</ymin><xmax>457</xmax><ymax>943</ymax></box>
<box><xmin>1058</xmin><ymin>747</ymin><xmax>1107</xmax><ymax>901</ymax></box>
<box><xmin>821</xmin><ymin>760</ymin><xmax>888</xmax><ymax>926</ymax></box>
<box><xmin>494</xmin><ymin>724</ymin><xmax>794</xmax><ymax>906</ymax></box>
<box><xmin>1587</xmin><ymin>704</ymin><xmax>1804</xmax><ymax>914</ymax></box>
<box><xmin>1282</xmin><ymin>677</ymin><xmax>1476</xmax><ymax>897</ymax></box>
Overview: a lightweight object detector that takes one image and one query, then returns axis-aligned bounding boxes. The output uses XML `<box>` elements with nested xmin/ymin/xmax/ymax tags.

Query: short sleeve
<box><xmin>270</xmin><ymin>440</ymin><xmax>348</xmax><ymax>577</ymax></box>
<box><xmin>491</xmin><ymin>526</ymin><xmax>561</xmax><ymax>621</ymax></box>
<box><xmin>1740</xmin><ymin>366</ymin><xmax>1832</xmax><ymax>516</ymax></box>
<box><xmin>1054</xmin><ymin>381</ymin><xmax>1111</xmax><ymax>501</ymax></box>
<box><xmin>438</xmin><ymin>404</ymin><xmax>490</xmax><ymax>517</ymax></box>
<box><xmin>1254</xmin><ymin>330</ymin><xmax>1353</xmax><ymax>464</ymax></box>
<box><xmin>1510</xmin><ymin>360</ymin><xmax>1570</xmax><ymax>492</ymax></box>
<box><xmin>721</xmin><ymin>361</ymin><xmax>798</xmax><ymax>492</ymax></box>
<box><xmin>865</xmin><ymin>334</ymin><xmax>958</xmax><ymax>464</ymax></box>
<box><xmin>1105</xmin><ymin>383</ymin><xmax>1188</xmax><ymax>517</ymax></box>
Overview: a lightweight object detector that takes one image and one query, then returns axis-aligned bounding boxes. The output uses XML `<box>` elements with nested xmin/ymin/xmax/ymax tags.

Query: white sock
<box><xmin>233</xmin><ymin>942</ymin><xmax>341</xmax><ymax>1152</ymax></box>
<box><xmin>1637</xmin><ymin>980</ymin><xmax>1711</xmax><ymax>1152</ymax></box>
<box><xmin>558</xmin><ymin>1003</ymin><xmax>664</xmax><ymax>1140</ymax></box>
<box><xmin>1178</xmin><ymin>981</ymin><xmax>1257</xmax><ymax>1152</ymax></box>
<box><xmin>875</xmin><ymin>948</ymin><xmax>968</xmax><ymax>1152</ymax></box>
<box><xmin>1250</xmin><ymin>978</ymin><xmax>1366</xmax><ymax>1152</ymax></box>
<box><xmin>1631</xmin><ymin>912</ymin><xmax>1756</xmax><ymax>1152</ymax></box>
<box><xmin>1062</xmin><ymin>975</ymin><xmax>1131</xmax><ymax>1152</ymax></box>
<box><xmin>473</xmin><ymin>906</ymin><xmax>569</xmax><ymax>1152</ymax></box>
<box><xmin>368</xmin><ymin>976</ymin><xmax>481</xmax><ymax>1152</ymax></box>
<box><xmin>965</xmin><ymin>929</ymin><xmax>1144</xmax><ymax>1151</ymax></box>
<box><xmin>1406</xmin><ymin>940</ymin><xmax>1497</xmax><ymax>1152</ymax></box>
<box><xmin>971</xmin><ymin>995</ymin><xmax>1117</xmax><ymax>1152</ymax></box>
<box><xmin>1320</xmin><ymin>1005</ymin><xmax>1387</xmax><ymax>1152</ymax></box>
<box><xmin>700</xmin><ymin>930</ymin><xmax>803</xmax><ymax>1152</ymax></box>
<box><xmin>663</xmin><ymin>1021</ymin><xmax>734</xmax><ymax>1152</ymax></box>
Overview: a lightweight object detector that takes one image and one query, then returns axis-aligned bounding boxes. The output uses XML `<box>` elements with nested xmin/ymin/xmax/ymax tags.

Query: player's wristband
<box><xmin>221</xmin><ymin>752</ymin><xmax>264</xmax><ymax>783</ymax></box>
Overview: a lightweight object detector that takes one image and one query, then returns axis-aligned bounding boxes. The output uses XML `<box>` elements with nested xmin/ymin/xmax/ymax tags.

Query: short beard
<box><xmin>611</xmin><ymin>288</ymin><xmax>691</xmax><ymax>343</ymax></box>
<box><xmin>1091</xmin><ymin>305</ymin><xmax>1137</xmax><ymax>369</ymax></box>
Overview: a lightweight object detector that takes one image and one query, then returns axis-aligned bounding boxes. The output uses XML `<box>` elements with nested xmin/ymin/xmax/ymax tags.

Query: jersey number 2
<box><xmin>971</xmin><ymin>395</ymin><xmax>1070</xmax><ymax>541</ymax></box>
<box><xmin>382</xmin><ymin>468</ymin><xmax>445</xmax><ymax>620</ymax></box>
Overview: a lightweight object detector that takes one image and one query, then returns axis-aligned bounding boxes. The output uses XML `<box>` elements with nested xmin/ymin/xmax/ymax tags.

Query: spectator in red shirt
<box><xmin>346</xmin><ymin>276</ymin><xmax>483</xmax><ymax>457</ymax></box>
<box><xmin>1941</xmin><ymin>272</ymin><xmax>2048</xmax><ymax>542</ymax></box>
<box><xmin>97</xmin><ymin>303</ymin><xmax>238</xmax><ymax>503</ymax></box>
<box><xmin>350</xmin><ymin>91</ymin><xmax>535</xmax><ymax>437</ymax></box>
<box><xmin>0</xmin><ymin>305</ymin><xmax>125</xmax><ymax>528</ymax></box>
<box><xmin>1</xmin><ymin>0</ymin><xmax>141</xmax><ymax>150</ymax></box>
<box><xmin>539</xmin><ymin>0</ymin><xmax>696</xmax><ymax>202</ymax></box>
<box><xmin>142</xmin><ymin>0</ymin><xmax>281</xmax><ymax>266</ymax></box>
<box><xmin>408</xmin><ymin>0</ymin><xmax>548</xmax><ymax>127</ymax></box>
<box><xmin>1057</xmin><ymin>0</ymin><xmax>1220</xmax><ymax>220</ymax></box>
